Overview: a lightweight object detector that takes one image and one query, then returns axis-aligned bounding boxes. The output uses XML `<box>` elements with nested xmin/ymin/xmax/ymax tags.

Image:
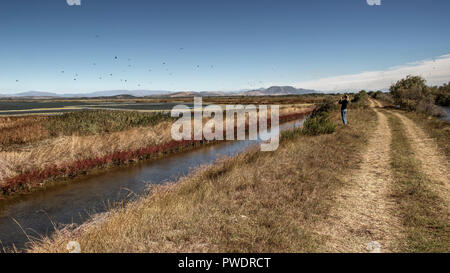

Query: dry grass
<box><xmin>0</xmin><ymin>116</ymin><xmax>50</xmax><ymax>149</ymax></box>
<box><xmin>374</xmin><ymin>98</ymin><xmax>450</xmax><ymax>159</ymax></box>
<box><xmin>0</xmin><ymin>121</ymin><xmax>173</xmax><ymax>184</ymax></box>
<box><xmin>385</xmin><ymin>111</ymin><xmax>449</xmax><ymax>252</ymax></box>
<box><xmin>402</xmin><ymin>112</ymin><xmax>450</xmax><ymax>159</ymax></box>
<box><xmin>29</xmin><ymin>107</ymin><xmax>376</xmax><ymax>253</ymax></box>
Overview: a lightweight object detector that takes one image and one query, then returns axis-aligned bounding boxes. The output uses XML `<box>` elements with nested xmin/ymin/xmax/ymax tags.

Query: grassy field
<box><xmin>29</xmin><ymin>103</ymin><xmax>377</xmax><ymax>252</ymax></box>
<box><xmin>0</xmin><ymin>111</ymin><xmax>173</xmax><ymax>149</ymax></box>
<box><xmin>0</xmin><ymin>97</ymin><xmax>318</xmax><ymax>196</ymax></box>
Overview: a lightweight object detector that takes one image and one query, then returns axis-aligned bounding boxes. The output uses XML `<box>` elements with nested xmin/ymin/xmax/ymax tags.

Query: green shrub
<box><xmin>416</xmin><ymin>97</ymin><xmax>446</xmax><ymax>117</ymax></box>
<box><xmin>351</xmin><ymin>90</ymin><xmax>370</xmax><ymax>108</ymax></box>
<box><xmin>314</xmin><ymin>97</ymin><xmax>339</xmax><ymax>114</ymax></box>
<box><xmin>390</xmin><ymin>75</ymin><xmax>432</xmax><ymax>110</ymax></box>
<box><xmin>435</xmin><ymin>92</ymin><xmax>450</xmax><ymax>107</ymax></box>
<box><xmin>302</xmin><ymin>112</ymin><xmax>336</xmax><ymax>136</ymax></box>
<box><xmin>434</xmin><ymin>82</ymin><xmax>450</xmax><ymax>106</ymax></box>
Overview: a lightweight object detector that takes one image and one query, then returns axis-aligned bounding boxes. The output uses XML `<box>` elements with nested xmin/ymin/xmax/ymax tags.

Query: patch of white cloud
<box><xmin>295</xmin><ymin>54</ymin><xmax>450</xmax><ymax>92</ymax></box>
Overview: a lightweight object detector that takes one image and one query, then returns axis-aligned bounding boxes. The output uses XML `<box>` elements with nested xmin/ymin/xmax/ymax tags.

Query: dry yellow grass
<box><xmin>0</xmin><ymin>121</ymin><xmax>173</xmax><ymax>184</ymax></box>
<box><xmin>384</xmin><ymin>111</ymin><xmax>449</xmax><ymax>252</ymax></box>
<box><xmin>29</xmin><ymin>107</ymin><xmax>376</xmax><ymax>253</ymax></box>
<box><xmin>0</xmin><ymin>116</ymin><xmax>50</xmax><ymax>149</ymax></box>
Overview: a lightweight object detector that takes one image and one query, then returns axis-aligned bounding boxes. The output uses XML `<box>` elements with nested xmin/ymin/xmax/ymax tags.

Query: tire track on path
<box><xmin>316</xmin><ymin>100</ymin><xmax>404</xmax><ymax>252</ymax></box>
<box><xmin>391</xmin><ymin>111</ymin><xmax>450</xmax><ymax>208</ymax></box>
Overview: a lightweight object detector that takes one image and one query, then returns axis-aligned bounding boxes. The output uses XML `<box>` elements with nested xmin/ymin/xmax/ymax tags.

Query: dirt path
<box><xmin>391</xmin><ymin>111</ymin><xmax>450</xmax><ymax>208</ymax></box>
<box><xmin>316</xmin><ymin>100</ymin><xmax>404</xmax><ymax>253</ymax></box>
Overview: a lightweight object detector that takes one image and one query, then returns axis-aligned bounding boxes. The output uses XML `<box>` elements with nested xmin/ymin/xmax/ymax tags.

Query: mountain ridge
<box><xmin>0</xmin><ymin>86</ymin><xmax>321</xmax><ymax>98</ymax></box>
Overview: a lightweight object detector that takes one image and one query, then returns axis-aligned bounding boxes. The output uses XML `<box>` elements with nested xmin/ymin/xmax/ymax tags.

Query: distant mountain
<box><xmin>1</xmin><ymin>86</ymin><xmax>320</xmax><ymax>98</ymax></box>
<box><xmin>167</xmin><ymin>91</ymin><xmax>231</xmax><ymax>97</ymax></box>
<box><xmin>13</xmin><ymin>91</ymin><xmax>60</xmax><ymax>97</ymax></box>
<box><xmin>163</xmin><ymin>87</ymin><xmax>319</xmax><ymax>97</ymax></box>
<box><xmin>73</xmin><ymin>90</ymin><xmax>171</xmax><ymax>97</ymax></box>
<box><xmin>1</xmin><ymin>90</ymin><xmax>172</xmax><ymax>98</ymax></box>
<box><xmin>241</xmin><ymin>86</ymin><xmax>318</xmax><ymax>96</ymax></box>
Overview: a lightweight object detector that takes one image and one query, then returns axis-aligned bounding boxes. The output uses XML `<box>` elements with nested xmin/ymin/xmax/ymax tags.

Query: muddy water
<box><xmin>0</xmin><ymin>118</ymin><xmax>306</xmax><ymax>251</ymax></box>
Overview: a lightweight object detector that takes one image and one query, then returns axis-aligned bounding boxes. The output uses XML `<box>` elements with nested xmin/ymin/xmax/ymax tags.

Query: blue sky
<box><xmin>1</xmin><ymin>0</ymin><xmax>450</xmax><ymax>93</ymax></box>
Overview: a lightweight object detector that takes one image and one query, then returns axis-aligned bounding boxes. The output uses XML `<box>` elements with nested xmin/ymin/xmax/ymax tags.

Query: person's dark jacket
<box><xmin>339</xmin><ymin>99</ymin><xmax>349</xmax><ymax>110</ymax></box>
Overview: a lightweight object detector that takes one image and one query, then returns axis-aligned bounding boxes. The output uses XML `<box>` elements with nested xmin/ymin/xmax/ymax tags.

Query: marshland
<box><xmin>0</xmin><ymin>78</ymin><xmax>449</xmax><ymax>253</ymax></box>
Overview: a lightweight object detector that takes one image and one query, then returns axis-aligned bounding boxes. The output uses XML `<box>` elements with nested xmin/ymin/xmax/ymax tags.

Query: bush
<box><xmin>351</xmin><ymin>90</ymin><xmax>370</xmax><ymax>108</ymax></box>
<box><xmin>435</xmin><ymin>92</ymin><xmax>450</xmax><ymax>107</ymax></box>
<box><xmin>302</xmin><ymin>112</ymin><xmax>336</xmax><ymax>136</ymax></box>
<box><xmin>314</xmin><ymin>97</ymin><xmax>339</xmax><ymax>114</ymax></box>
<box><xmin>416</xmin><ymin>97</ymin><xmax>446</xmax><ymax>117</ymax></box>
<box><xmin>281</xmin><ymin>99</ymin><xmax>337</xmax><ymax>139</ymax></box>
<box><xmin>434</xmin><ymin>82</ymin><xmax>450</xmax><ymax>106</ymax></box>
<box><xmin>389</xmin><ymin>76</ymin><xmax>449</xmax><ymax>116</ymax></box>
<box><xmin>390</xmin><ymin>75</ymin><xmax>432</xmax><ymax>110</ymax></box>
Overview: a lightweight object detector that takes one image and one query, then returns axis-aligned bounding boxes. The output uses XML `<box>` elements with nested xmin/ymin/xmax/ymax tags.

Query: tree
<box><xmin>435</xmin><ymin>82</ymin><xmax>450</xmax><ymax>106</ymax></box>
<box><xmin>389</xmin><ymin>75</ymin><xmax>431</xmax><ymax>110</ymax></box>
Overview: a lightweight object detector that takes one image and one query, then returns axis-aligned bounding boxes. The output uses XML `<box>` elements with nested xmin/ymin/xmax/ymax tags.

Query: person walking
<box><xmin>339</xmin><ymin>95</ymin><xmax>349</xmax><ymax>125</ymax></box>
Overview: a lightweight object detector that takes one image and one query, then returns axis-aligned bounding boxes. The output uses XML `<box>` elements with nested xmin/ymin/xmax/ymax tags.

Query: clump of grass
<box><xmin>300</xmin><ymin>100</ymin><xmax>337</xmax><ymax>136</ymax></box>
<box><xmin>45</xmin><ymin>110</ymin><xmax>174</xmax><ymax>136</ymax></box>
<box><xmin>386</xmin><ymin>112</ymin><xmax>449</xmax><ymax>252</ymax></box>
<box><xmin>282</xmin><ymin>100</ymin><xmax>337</xmax><ymax>140</ymax></box>
<box><xmin>302</xmin><ymin>112</ymin><xmax>336</xmax><ymax>136</ymax></box>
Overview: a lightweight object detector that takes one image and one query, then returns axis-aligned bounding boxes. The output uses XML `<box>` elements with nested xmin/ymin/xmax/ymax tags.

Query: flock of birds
<box><xmin>13</xmin><ymin>35</ymin><xmax>222</xmax><ymax>88</ymax></box>
<box><xmin>12</xmin><ymin>33</ymin><xmax>439</xmax><ymax>89</ymax></box>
